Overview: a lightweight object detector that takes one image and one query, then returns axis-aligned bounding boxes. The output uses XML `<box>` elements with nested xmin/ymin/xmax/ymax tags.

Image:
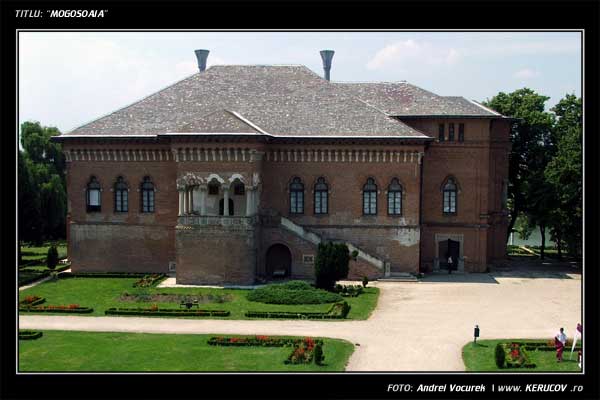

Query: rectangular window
<box><xmin>388</xmin><ymin>192</ymin><xmax>402</xmax><ymax>215</ymax></box>
<box><xmin>89</xmin><ymin>190</ymin><xmax>100</xmax><ymax>206</ymax></box>
<box><xmin>363</xmin><ymin>192</ymin><xmax>377</xmax><ymax>215</ymax></box>
<box><xmin>315</xmin><ymin>192</ymin><xmax>328</xmax><ymax>214</ymax></box>
<box><xmin>290</xmin><ymin>192</ymin><xmax>304</xmax><ymax>214</ymax></box>
<box><xmin>448</xmin><ymin>123</ymin><xmax>455</xmax><ymax>141</ymax></box>
<box><xmin>115</xmin><ymin>191</ymin><xmax>128</xmax><ymax>212</ymax></box>
<box><xmin>443</xmin><ymin>192</ymin><xmax>457</xmax><ymax>214</ymax></box>
<box><xmin>142</xmin><ymin>191</ymin><xmax>155</xmax><ymax>213</ymax></box>
<box><xmin>458</xmin><ymin>123</ymin><xmax>465</xmax><ymax>142</ymax></box>
<box><xmin>438</xmin><ymin>124</ymin><xmax>445</xmax><ymax>142</ymax></box>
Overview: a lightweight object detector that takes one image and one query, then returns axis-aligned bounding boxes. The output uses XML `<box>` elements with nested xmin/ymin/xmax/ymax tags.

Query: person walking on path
<box><xmin>447</xmin><ymin>256</ymin><xmax>453</xmax><ymax>274</ymax></box>
<box><xmin>554</xmin><ymin>327</ymin><xmax>567</xmax><ymax>362</ymax></box>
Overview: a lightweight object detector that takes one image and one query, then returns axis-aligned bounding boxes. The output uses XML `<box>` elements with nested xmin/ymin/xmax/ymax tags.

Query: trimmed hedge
<box><xmin>19</xmin><ymin>296</ymin><xmax>46</xmax><ymax>307</ymax></box>
<box><xmin>245</xmin><ymin>301</ymin><xmax>351</xmax><ymax>319</ymax></box>
<box><xmin>105</xmin><ymin>307</ymin><xmax>230</xmax><ymax>317</ymax></box>
<box><xmin>208</xmin><ymin>336</ymin><xmax>322</xmax><ymax>347</ymax></box>
<box><xmin>247</xmin><ymin>281</ymin><xmax>343</xmax><ymax>305</ymax></box>
<box><xmin>19</xmin><ymin>330</ymin><xmax>43</xmax><ymax>340</ymax></box>
<box><xmin>59</xmin><ymin>272</ymin><xmax>148</xmax><ymax>279</ymax></box>
<box><xmin>19</xmin><ymin>305</ymin><xmax>94</xmax><ymax>314</ymax></box>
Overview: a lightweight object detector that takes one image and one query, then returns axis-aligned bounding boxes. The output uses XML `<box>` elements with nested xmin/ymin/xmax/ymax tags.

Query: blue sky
<box><xmin>18</xmin><ymin>31</ymin><xmax>581</xmax><ymax>133</ymax></box>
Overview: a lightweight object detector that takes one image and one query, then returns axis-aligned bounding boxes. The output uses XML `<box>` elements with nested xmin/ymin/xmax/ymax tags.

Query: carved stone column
<box><xmin>245</xmin><ymin>187</ymin><xmax>253</xmax><ymax>216</ymax></box>
<box><xmin>178</xmin><ymin>188</ymin><xmax>185</xmax><ymax>216</ymax></box>
<box><xmin>183</xmin><ymin>187</ymin><xmax>189</xmax><ymax>215</ymax></box>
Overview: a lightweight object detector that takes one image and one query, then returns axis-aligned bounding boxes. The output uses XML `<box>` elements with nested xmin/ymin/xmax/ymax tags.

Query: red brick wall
<box><xmin>176</xmin><ymin>225</ymin><xmax>257</xmax><ymax>285</ymax></box>
<box><xmin>403</xmin><ymin>118</ymin><xmax>510</xmax><ymax>271</ymax></box>
<box><xmin>65</xmin><ymin>144</ymin><xmax>177</xmax><ymax>273</ymax></box>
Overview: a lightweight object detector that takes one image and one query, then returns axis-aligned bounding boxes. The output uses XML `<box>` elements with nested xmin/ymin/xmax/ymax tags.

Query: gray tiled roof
<box><xmin>66</xmin><ymin>65</ymin><xmax>428</xmax><ymax>138</ymax></box>
<box><xmin>337</xmin><ymin>82</ymin><xmax>501</xmax><ymax>117</ymax></box>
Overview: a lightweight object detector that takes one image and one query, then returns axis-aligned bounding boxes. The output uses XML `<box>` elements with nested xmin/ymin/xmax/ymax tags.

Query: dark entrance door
<box><xmin>265</xmin><ymin>244</ymin><xmax>292</xmax><ymax>279</ymax></box>
<box><xmin>219</xmin><ymin>198</ymin><xmax>234</xmax><ymax>216</ymax></box>
<box><xmin>439</xmin><ymin>239</ymin><xmax>460</xmax><ymax>270</ymax></box>
<box><xmin>447</xmin><ymin>239</ymin><xmax>460</xmax><ymax>271</ymax></box>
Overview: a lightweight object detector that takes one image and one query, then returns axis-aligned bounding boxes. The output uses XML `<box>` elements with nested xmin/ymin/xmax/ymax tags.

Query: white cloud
<box><xmin>366</xmin><ymin>40</ymin><xmax>461</xmax><ymax>71</ymax></box>
<box><xmin>513</xmin><ymin>68</ymin><xmax>540</xmax><ymax>79</ymax></box>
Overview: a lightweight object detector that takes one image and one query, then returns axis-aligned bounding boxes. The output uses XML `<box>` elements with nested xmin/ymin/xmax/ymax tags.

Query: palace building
<box><xmin>54</xmin><ymin>49</ymin><xmax>511</xmax><ymax>284</ymax></box>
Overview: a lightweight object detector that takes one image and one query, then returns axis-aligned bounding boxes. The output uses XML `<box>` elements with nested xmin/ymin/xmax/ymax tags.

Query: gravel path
<box><xmin>19</xmin><ymin>274</ymin><xmax>581</xmax><ymax>371</ymax></box>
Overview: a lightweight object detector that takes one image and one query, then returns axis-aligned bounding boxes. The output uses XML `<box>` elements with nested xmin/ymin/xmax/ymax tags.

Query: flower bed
<box><xmin>19</xmin><ymin>295</ymin><xmax>46</xmax><ymax>307</ymax></box>
<box><xmin>208</xmin><ymin>336</ymin><xmax>324</xmax><ymax>365</ymax></box>
<box><xmin>19</xmin><ymin>330</ymin><xmax>43</xmax><ymax>340</ymax></box>
<box><xmin>507</xmin><ymin>341</ymin><xmax>582</xmax><ymax>352</ymax></box>
<box><xmin>104</xmin><ymin>307</ymin><xmax>230</xmax><ymax>317</ymax></box>
<box><xmin>132</xmin><ymin>274</ymin><xmax>166</xmax><ymax>288</ymax></box>
<box><xmin>504</xmin><ymin>342</ymin><xmax>536</xmax><ymax>368</ymax></box>
<box><xmin>245</xmin><ymin>301</ymin><xmax>350</xmax><ymax>319</ymax></box>
<box><xmin>19</xmin><ymin>304</ymin><xmax>94</xmax><ymax>314</ymax></box>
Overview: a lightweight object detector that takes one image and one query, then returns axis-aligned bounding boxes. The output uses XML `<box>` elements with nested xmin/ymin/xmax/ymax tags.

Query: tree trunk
<box><xmin>539</xmin><ymin>224</ymin><xmax>546</xmax><ymax>260</ymax></box>
<box><xmin>556</xmin><ymin>230</ymin><xmax>563</xmax><ymax>261</ymax></box>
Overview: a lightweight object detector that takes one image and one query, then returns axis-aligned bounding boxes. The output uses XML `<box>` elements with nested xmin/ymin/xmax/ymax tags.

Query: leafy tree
<box><xmin>545</xmin><ymin>94</ymin><xmax>582</xmax><ymax>257</ymax></box>
<box><xmin>484</xmin><ymin>89</ymin><xmax>555</xmax><ymax>243</ymax></box>
<box><xmin>20</xmin><ymin>121</ymin><xmax>65</xmax><ymax>178</ymax></box>
<box><xmin>18</xmin><ymin>152</ymin><xmax>43</xmax><ymax>246</ymax></box>
<box><xmin>314</xmin><ymin>242</ymin><xmax>350</xmax><ymax>291</ymax></box>
<box><xmin>19</xmin><ymin>121</ymin><xmax>66</xmax><ymax>244</ymax></box>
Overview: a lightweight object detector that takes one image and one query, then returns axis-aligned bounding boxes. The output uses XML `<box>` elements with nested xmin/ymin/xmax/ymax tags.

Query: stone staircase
<box><xmin>279</xmin><ymin>216</ymin><xmax>388</xmax><ymax>276</ymax></box>
<box><xmin>378</xmin><ymin>272</ymin><xmax>419</xmax><ymax>282</ymax></box>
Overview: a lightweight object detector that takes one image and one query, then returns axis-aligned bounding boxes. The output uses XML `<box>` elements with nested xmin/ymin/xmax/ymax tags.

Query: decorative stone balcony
<box><xmin>177</xmin><ymin>215</ymin><xmax>259</xmax><ymax>230</ymax></box>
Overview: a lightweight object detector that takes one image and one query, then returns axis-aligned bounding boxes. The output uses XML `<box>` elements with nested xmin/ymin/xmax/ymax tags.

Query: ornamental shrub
<box><xmin>314</xmin><ymin>242</ymin><xmax>350</xmax><ymax>291</ymax></box>
<box><xmin>313</xmin><ymin>342</ymin><xmax>325</xmax><ymax>365</ymax></box>
<box><xmin>495</xmin><ymin>343</ymin><xmax>505</xmax><ymax>369</ymax></box>
<box><xmin>362</xmin><ymin>276</ymin><xmax>369</xmax><ymax>288</ymax></box>
<box><xmin>46</xmin><ymin>245</ymin><xmax>59</xmax><ymax>270</ymax></box>
<box><xmin>247</xmin><ymin>281</ymin><xmax>342</xmax><ymax>305</ymax></box>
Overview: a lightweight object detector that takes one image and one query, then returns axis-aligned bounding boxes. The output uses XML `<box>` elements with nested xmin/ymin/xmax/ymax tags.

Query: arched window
<box><xmin>314</xmin><ymin>177</ymin><xmax>328</xmax><ymax>214</ymax></box>
<box><xmin>289</xmin><ymin>177</ymin><xmax>304</xmax><ymax>214</ymax></box>
<box><xmin>362</xmin><ymin>178</ymin><xmax>377</xmax><ymax>215</ymax></box>
<box><xmin>387</xmin><ymin>178</ymin><xmax>403</xmax><ymax>215</ymax></box>
<box><xmin>140</xmin><ymin>176</ymin><xmax>155</xmax><ymax>213</ymax></box>
<box><xmin>443</xmin><ymin>178</ymin><xmax>458</xmax><ymax>214</ymax></box>
<box><xmin>114</xmin><ymin>176</ymin><xmax>128</xmax><ymax>212</ymax></box>
<box><xmin>86</xmin><ymin>176</ymin><xmax>101</xmax><ymax>213</ymax></box>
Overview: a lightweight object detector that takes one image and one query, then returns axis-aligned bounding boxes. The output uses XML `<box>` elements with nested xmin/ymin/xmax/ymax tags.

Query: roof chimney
<box><xmin>194</xmin><ymin>49</ymin><xmax>210</xmax><ymax>72</ymax></box>
<box><xmin>320</xmin><ymin>50</ymin><xmax>335</xmax><ymax>81</ymax></box>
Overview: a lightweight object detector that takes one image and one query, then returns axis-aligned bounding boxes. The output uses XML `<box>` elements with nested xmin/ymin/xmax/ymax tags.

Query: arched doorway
<box><xmin>265</xmin><ymin>244</ymin><xmax>292</xmax><ymax>279</ymax></box>
<box><xmin>219</xmin><ymin>198</ymin><xmax>234</xmax><ymax>216</ymax></box>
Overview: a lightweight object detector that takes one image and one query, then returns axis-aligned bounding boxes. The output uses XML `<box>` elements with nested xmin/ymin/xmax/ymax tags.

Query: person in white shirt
<box><xmin>554</xmin><ymin>327</ymin><xmax>567</xmax><ymax>362</ymax></box>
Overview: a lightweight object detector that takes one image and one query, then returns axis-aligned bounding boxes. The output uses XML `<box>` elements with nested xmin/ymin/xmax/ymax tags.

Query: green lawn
<box><xmin>19</xmin><ymin>330</ymin><xmax>354</xmax><ymax>372</ymax></box>
<box><xmin>462</xmin><ymin>339</ymin><xmax>581</xmax><ymax>372</ymax></box>
<box><xmin>18</xmin><ymin>277</ymin><xmax>379</xmax><ymax>320</ymax></box>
